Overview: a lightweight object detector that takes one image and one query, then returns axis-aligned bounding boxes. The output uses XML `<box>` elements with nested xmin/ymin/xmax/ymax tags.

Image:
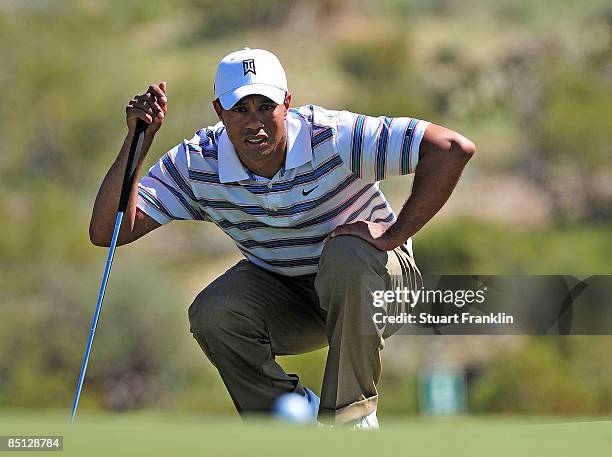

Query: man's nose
<box><xmin>245</xmin><ymin>110</ymin><xmax>265</xmax><ymax>129</ymax></box>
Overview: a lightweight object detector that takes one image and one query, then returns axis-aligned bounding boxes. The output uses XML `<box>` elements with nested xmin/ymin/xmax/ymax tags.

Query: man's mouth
<box><xmin>245</xmin><ymin>137</ymin><xmax>266</xmax><ymax>144</ymax></box>
<box><xmin>243</xmin><ymin>135</ymin><xmax>269</xmax><ymax>149</ymax></box>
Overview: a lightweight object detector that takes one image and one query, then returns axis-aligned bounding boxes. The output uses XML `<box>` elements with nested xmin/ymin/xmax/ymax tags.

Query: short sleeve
<box><xmin>137</xmin><ymin>141</ymin><xmax>207</xmax><ymax>224</ymax></box>
<box><xmin>335</xmin><ymin>111</ymin><xmax>430</xmax><ymax>183</ymax></box>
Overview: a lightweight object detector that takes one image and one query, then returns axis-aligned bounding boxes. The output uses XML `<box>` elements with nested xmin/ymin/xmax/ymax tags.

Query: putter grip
<box><xmin>118</xmin><ymin>119</ymin><xmax>148</xmax><ymax>213</ymax></box>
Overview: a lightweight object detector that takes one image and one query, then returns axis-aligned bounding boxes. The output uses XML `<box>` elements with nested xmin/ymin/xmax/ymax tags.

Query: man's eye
<box><xmin>232</xmin><ymin>107</ymin><xmax>246</xmax><ymax>113</ymax></box>
<box><xmin>261</xmin><ymin>104</ymin><xmax>276</xmax><ymax>111</ymax></box>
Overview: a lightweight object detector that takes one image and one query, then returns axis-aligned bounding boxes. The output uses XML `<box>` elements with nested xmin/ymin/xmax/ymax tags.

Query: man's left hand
<box><xmin>325</xmin><ymin>220</ymin><xmax>401</xmax><ymax>252</ymax></box>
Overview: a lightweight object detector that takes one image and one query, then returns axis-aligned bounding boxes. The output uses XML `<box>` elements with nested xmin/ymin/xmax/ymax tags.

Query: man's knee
<box><xmin>319</xmin><ymin>235</ymin><xmax>387</xmax><ymax>276</ymax></box>
<box><xmin>188</xmin><ymin>288</ymin><xmax>237</xmax><ymax>342</ymax></box>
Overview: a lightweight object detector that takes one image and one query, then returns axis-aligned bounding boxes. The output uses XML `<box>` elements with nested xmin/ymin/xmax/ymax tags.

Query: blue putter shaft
<box><xmin>70</xmin><ymin>119</ymin><xmax>147</xmax><ymax>422</ymax></box>
<box><xmin>70</xmin><ymin>211</ymin><xmax>124</xmax><ymax>422</ymax></box>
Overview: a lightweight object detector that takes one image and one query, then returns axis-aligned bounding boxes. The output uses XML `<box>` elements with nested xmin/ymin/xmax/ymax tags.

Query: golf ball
<box><xmin>272</xmin><ymin>392</ymin><xmax>315</xmax><ymax>423</ymax></box>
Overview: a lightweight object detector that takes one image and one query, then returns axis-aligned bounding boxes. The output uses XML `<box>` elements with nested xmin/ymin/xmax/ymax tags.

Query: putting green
<box><xmin>0</xmin><ymin>411</ymin><xmax>610</xmax><ymax>457</ymax></box>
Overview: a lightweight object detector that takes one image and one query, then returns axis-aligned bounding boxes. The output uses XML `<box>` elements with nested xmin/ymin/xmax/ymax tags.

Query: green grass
<box><xmin>0</xmin><ymin>411</ymin><xmax>610</xmax><ymax>457</ymax></box>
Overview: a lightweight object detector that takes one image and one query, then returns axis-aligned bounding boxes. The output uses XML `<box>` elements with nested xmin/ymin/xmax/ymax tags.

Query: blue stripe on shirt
<box><xmin>312</xmin><ymin>127</ymin><xmax>334</xmax><ymax>148</ymax></box>
<box><xmin>138</xmin><ymin>187</ymin><xmax>181</xmax><ymax>221</ymax></box>
<box><xmin>400</xmin><ymin>118</ymin><xmax>418</xmax><ymax>175</ymax></box>
<box><xmin>237</xmin><ymin>234</ymin><xmax>326</xmax><ymax>250</ymax></box>
<box><xmin>375</xmin><ymin>117</ymin><xmax>392</xmax><ymax>181</ymax></box>
<box><xmin>238</xmin><ymin>246</ymin><xmax>321</xmax><ymax>268</ymax></box>
<box><xmin>374</xmin><ymin>213</ymin><xmax>395</xmax><ymax>224</ymax></box>
<box><xmin>351</xmin><ymin>115</ymin><xmax>366</xmax><ymax>177</ymax></box>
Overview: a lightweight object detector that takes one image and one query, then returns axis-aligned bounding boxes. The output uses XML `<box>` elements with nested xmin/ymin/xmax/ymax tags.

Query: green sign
<box><xmin>419</xmin><ymin>367</ymin><xmax>467</xmax><ymax>415</ymax></box>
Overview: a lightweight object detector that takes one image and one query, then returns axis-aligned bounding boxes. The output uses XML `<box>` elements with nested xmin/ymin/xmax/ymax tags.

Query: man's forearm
<box><xmin>89</xmin><ymin>128</ymin><xmax>152</xmax><ymax>245</ymax></box>
<box><xmin>384</xmin><ymin>128</ymin><xmax>476</xmax><ymax>246</ymax></box>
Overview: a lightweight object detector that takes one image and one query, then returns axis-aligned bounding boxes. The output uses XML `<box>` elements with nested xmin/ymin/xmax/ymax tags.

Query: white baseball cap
<box><xmin>214</xmin><ymin>48</ymin><xmax>288</xmax><ymax>110</ymax></box>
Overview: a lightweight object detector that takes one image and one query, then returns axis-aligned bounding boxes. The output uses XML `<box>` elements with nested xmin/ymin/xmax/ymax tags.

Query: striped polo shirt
<box><xmin>137</xmin><ymin>105</ymin><xmax>429</xmax><ymax>276</ymax></box>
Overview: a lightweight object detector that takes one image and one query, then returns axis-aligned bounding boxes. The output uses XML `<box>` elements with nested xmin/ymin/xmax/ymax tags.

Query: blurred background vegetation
<box><xmin>0</xmin><ymin>0</ymin><xmax>611</xmax><ymax>419</ymax></box>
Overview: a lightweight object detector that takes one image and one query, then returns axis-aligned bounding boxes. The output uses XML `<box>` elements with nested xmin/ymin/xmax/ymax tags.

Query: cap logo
<box><xmin>242</xmin><ymin>59</ymin><xmax>256</xmax><ymax>76</ymax></box>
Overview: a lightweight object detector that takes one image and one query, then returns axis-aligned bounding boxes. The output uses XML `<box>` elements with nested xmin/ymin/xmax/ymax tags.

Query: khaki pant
<box><xmin>188</xmin><ymin>235</ymin><xmax>420</xmax><ymax>424</ymax></box>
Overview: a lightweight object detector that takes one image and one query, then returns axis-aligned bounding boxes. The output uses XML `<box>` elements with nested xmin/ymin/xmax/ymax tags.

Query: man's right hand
<box><xmin>126</xmin><ymin>82</ymin><xmax>168</xmax><ymax>138</ymax></box>
<box><xmin>90</xmin><ymin>82</ymin><xmax>168</xmax><ymax>247</ymax></box>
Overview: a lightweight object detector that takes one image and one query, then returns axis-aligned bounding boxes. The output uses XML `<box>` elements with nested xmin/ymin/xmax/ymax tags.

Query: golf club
<box><xmin>70</xmin><ymin>118</ymin><xmax>148</xmax><ymax>422</ymax></box>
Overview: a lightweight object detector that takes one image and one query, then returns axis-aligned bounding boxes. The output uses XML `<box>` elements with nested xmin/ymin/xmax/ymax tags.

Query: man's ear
<box><xmin>212</xmin><ymin>99</ymin><xmax>224</xmax><ymax>123</ymax></box>
<box><xmin>283</xmin><ymin>92</ymin><xmax>292</xmax><ymax>112</ymax></box>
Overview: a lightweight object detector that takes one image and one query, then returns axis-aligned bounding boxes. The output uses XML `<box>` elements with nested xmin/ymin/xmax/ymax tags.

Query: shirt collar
<box><xmin>218</xmin><ymin>111</ymin><xmax>312</xmax><ymax>183</ymax></box>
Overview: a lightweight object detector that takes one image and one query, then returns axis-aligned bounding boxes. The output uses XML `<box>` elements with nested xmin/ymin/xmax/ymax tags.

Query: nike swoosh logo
<box><xmin>302</xmin><ymin>186</ymin><xmax>319</xmax><ymax>196</ymax></box>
